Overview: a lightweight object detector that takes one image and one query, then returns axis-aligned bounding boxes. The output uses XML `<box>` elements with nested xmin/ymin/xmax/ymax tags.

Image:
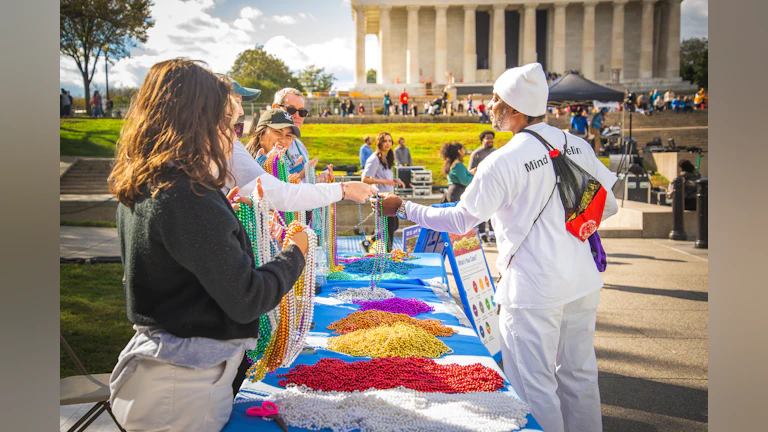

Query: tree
<box><xmin>366</xmin><ymin>68</ymin><xmax>377</xmax><ymax>84</ymax></box>
<box><xmin>230</xmin><ymin>46</ymin><xmax>300</xmax><ymax>90</ymax></box>
<box><xmin>297</xmin><ymin>65</ymin><xmax>336</xmax><ymax>93</ymax></box>
<box><xmin>680</xmin><ymin>37</ymin><xmax>708</xmax><ymax>90</ymax></box>
<box><xmin>60</xmin><ymin>0</ymin><xmax>154</xmax><ymax>113</ymax></box>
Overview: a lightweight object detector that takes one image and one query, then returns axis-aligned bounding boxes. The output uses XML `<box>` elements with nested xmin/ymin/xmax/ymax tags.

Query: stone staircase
<box><xmin>59</xmin><ymin>158</ymin><xmax>113</xmax><ymax>195</ymax></box>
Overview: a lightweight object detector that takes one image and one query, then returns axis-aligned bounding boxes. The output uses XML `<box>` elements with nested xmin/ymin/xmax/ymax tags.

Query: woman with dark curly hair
<box><xmin>440</xmin><ymin>142</ymin><xmax>473</xmax><ymax>203</ymax></box>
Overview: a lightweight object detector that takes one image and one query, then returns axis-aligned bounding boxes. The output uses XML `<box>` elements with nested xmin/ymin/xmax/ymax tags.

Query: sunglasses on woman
<box><xmin>279</xmin><ymin>104</ymin><xmax>310</xmax><ymax>118</ymax></box>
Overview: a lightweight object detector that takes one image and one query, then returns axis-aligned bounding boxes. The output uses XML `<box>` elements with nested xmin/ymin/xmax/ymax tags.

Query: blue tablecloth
<box><xmin>223</xmin><ymin>253</ymin><xmax>542</xmax><ymax>431</ymax></box>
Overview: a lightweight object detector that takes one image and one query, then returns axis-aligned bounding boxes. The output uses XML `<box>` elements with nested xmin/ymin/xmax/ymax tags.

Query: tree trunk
<box><xmin>82</xmin><ymin>71</ymin><xmax>91</xmax><ymax>115</ymax></box>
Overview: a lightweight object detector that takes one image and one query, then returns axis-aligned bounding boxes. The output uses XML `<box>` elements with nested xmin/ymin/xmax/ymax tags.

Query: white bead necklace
<box><xmin>269</xmin><ymin>384</ymin><xmax>531</xmax><ymax>432</ymax></box>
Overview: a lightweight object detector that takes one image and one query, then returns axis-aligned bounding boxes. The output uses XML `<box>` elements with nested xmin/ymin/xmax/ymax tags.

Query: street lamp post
<box><xmin>103</xmin><ymin>45</ymin><xmax>110</xmax><ymax>100</ymax></box>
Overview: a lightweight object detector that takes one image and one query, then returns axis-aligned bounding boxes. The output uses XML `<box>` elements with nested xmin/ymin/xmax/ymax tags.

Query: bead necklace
<box><xmin>268</xmin><ymin>385</ymin><xmax>531</xmax><ymax>432</ymax></box>
<box><xmin>327</xmin><ymin>310</ymin><xmax>456</xmax><ymax>337</ymax></box>
<box><xmin>243</xmin><ymin>193</ymin><xmax>318</xmax><ymax>382</ymax></box>
<box><xmin>369</xmin><ymin>198</ymin><xmax>388</xmax><ymax>289</ymax></box>
<box><xmin>341</xmin><ymin>258</ymin><xmax>422</xmax><ymax>276</ymax></box>
<box><xmin>329</xmin><ymin>287</ymin><xmax>395</xmax><ymax>302</ymax></box>
<box><xmin>326</xmin><ymin>322</ymin><xmax>452</xmax><ymax>358</ymax></box>
<box><xmin>352</xmin><ymin>297</ymin><xmax>434</xmax><ymax>317</ymax></box>
<box><xmin>277</xmin><ymin>357</ymin><xmax>503</xmax><ymax>393</ymax></box>
<box><xmin>327</xmin><ymin>271</ymin><xmax>410</xmax><ymax>281</ymax></box>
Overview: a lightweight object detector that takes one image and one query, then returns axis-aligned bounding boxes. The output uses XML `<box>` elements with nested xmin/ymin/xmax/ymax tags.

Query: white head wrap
<box><xmin>492</xmin><ymin>63</ymin><xmax>548</xmax><ymax>117</ymax></box>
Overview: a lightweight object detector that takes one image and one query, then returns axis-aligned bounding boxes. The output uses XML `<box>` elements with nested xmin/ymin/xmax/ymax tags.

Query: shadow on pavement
<box><xmin>602</xmin><ymin>416</ymin><xmax>659</xmax><ymax>432</ymax></box>
<box><xmin>610</xmin><ymin>253</ymin><xmax>686</xmax><ymax>263</ymax></box>
<box><xmin>604</xmin><ymin>284</ymin><xmax>708</xmax><ymax>302</ymax></box>
<box><xmin>600</xmin><ymin>372</ymin><xmax>708</xmax><ymax>424</ymax></box>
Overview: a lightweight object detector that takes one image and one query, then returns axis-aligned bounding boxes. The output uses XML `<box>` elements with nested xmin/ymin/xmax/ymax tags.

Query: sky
<box><xmin>60</xmin><ymin>0</ymin><xmax>708</xmax><ymax>97</ymax></box>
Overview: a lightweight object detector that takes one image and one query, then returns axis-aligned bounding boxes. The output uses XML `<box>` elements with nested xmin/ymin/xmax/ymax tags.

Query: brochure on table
<box><xmin>413</xmin><ymin>204</ymin><xmax>502</xmax><ymax>362</ymax></box>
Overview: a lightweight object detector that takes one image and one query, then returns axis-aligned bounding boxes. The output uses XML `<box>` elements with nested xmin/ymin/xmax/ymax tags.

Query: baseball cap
<box><xmin>218</xmin><ymin>74</ymin><xmax>261</xmax><ymax>101</ymax></box>
<box><xmin>256</xmin><ymin>108</ymin><xmax>301</xmax><ymax>138</ymax></box>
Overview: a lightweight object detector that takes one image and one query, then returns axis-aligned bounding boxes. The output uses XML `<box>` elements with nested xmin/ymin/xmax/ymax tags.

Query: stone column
<box><xmin>434</xmin><ymin>5</ymin><xmax>448</xmax><ymax>84</ymax></box>
<box><xmin>377</xmin><ymin>6</ymin><xmax>391</xmax><ymax>84</ymax></box>
<box><xmin>406</xmin><ymin>6</ymin><xmax>420</xmax><ymax>84</ymax></box>
<box><xmin>491</xmin><ymin>4</ymin><xmax>506</xmax><ymax>78</ymax></box>
<box><xmin>552</xmin><ymin>3</ymin><xmax>567</xmax><ymax>73</ymax></box>
<box><xmin>666</xmin><ymin>0</ymin><xmax>682</xmax><ymax>78</ymax></box>
<box><xmin>523</xmin><ymin>3</ymin><xmax>538</xmax><ymax>64</ymax></box>
<box><xmin>518</xmin><ymin>7</ymin><xmax>525</xmax><ymax>66</ymax></box>
<box><xmin>463</xmin><ymin>5</ymin><xmax>477</xmax><ymax>82</ymax></box>
<box><xmin>611</xmin><ymin>0</ymin><xmax>628</xmax><ymax>81</ymax></box>
<box><xmin>581</xmin><ymin>1</ymin><xmax>598</xmax><ymax>80</ymax></box>
<box><xmin>355</xmin><ymin>7</ymin><xmax>366</xmax><ymax>85</ymax></box>
<box><xmin>638</xmin><ymin>0</ymin><xmax>657</xmax><ymax>79</ymax></box>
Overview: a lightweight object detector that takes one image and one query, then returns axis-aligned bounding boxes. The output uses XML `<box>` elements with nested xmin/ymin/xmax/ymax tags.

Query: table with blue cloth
<box><xmin>223</xmin><ymin>253</ymin><xmax>542</xmax><ymax>431</ymax></box>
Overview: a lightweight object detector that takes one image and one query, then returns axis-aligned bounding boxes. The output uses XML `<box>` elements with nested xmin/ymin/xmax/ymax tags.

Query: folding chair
<box><xmin>60</xmin><ymin>333</ymin><xmax>126</xmax><ymax>432</ymax></box>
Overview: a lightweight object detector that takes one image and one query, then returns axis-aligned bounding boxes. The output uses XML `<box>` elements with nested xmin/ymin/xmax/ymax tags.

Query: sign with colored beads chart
<box><xmin>413</xmin><ymin>203</ymin><xmax>501</xmax><ymax>361</ymax></box>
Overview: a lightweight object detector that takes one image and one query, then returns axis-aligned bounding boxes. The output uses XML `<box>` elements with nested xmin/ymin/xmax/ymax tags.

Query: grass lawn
<box><xmin>60</xmin><ymin>119</ymin><xmax>612</xmax><ymax>186</ymax></box>
<box><xmin>60</xmin><ymin>263</ymin><xmax>133</xmax><ymax>378</ymax></box>
<box><xmin>61</xmin><ymin>118</ymin><xmax>123</xmax><ymax>157</ymax></box>
<box><xmin>61</xmin><ymin>220</ymin><xmax>117</xmax><ymax>228</ymax></box>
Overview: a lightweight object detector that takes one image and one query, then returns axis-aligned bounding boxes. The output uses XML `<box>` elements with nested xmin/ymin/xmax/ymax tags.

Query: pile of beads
<box><xmin>352</xmin><ymin>297</ymin><xmax>434</xmax><ymax>317</ymax></box>
<box><xmin>268</xmin><ymin>384</ymin><xmax>531</xmax><ymax>432</ymax></box>
<box><xmin>341</xmin><ymin>258</ymin><xmax>422</xmax><ymax>276</ymax></box>
<box><xmin>326</xmin><ymin>322</ymin><xmax>452</xmax><ymax>358</ymax></box>
<box><xmin>339</xmin><ymin>249</ymin><xmax>417</xmax><ymax>264</ymax></box>
<box><xmin>329</xmin><ymin>287</ymin><xmax>395</xmax><ymax>302</ymax></box>
<box><xmin>327</xmin><ymin>310</ymin><xmax>456</xmax><ymax>337</ymax></box>
<box><xmin>277</xmin><ymin>357</ymin><xmax>503</xmax><ymax>393</ymax></box>
<box><xmin>327</xmin><ymin>271</ymin><xmax>410</xmax><ymax>282</ymax></box>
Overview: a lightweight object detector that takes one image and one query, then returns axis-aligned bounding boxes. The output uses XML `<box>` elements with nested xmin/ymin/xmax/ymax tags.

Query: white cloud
<box><xmin>272</xmin><ymin>15</ymin><xmax>297</xmax><ymax>25</ymax></box>
<box><xmin>264</xmin><ymin>35</ymin><xmax>355</xmax><ymax>90</ymax></box>
<box><xmin>234</xmin><ymin>18</ymin><xmax>254</xmax><ymax>32</ymax></box>
<box><xmin>681</xmin><ymin>0</ymin><xmax>708</xmax><ymax>40</ymax></box>
<box><xmin>298</xmin><ymin>12</ymin><xmax>306</xmax><ymax>19</ymax></box>
<box><xmin>240</xmin><ymin>6</ymin><xmax>263</xmax><ymax>20</ymax></box>
<box><xmin>60</xmin><ymin>0</ymin><xmax>257</xmax><ymax>96</ymax></box>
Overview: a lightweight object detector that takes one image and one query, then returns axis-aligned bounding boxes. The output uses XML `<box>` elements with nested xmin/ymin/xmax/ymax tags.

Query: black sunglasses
<box><xmin>279</xmin><ymin>104</ymin><xmax>310</xmax><ymax>118</ymax></box>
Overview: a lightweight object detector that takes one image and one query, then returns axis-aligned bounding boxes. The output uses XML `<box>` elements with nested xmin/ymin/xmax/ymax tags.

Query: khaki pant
<box><xmin>110</xmin><ymin>351</ymin><xmax>244</xmax><ymax>432</ymax></box>
<box><xmin>589</xmin><ymin>126</ymin><xmax>601</xmax><ymax>154</ymax></box>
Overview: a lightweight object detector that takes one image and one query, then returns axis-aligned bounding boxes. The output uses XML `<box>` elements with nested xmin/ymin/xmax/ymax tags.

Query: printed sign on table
<box><xmin>402</xmin><ymin>226</ymin><xmax>422</xmax><ymax>253</ymax></box>
<box><xmin>412</xmin><ymin>205</ymin><xmax>501</xmax><ymax>361</ymax></box>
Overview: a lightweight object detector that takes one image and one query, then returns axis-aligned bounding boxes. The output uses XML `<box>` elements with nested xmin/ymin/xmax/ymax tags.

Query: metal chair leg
<box><xmin>67</xmin><ymin>402</ymin><xmax>106</xmax><ymax>432</ymax></box>
<box><xmin>104</xmin><ymin>403</ymin><xmax>127</xmax><ymax>432</ymax></box>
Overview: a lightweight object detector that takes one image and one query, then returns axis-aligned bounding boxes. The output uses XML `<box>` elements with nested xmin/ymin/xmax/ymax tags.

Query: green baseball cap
<box><xmin>218</xmin><ymin>74</ymin><xmax>261</xmax><ymax>101</ymax></box>
<box><xmin>257</xmin><ymin>108</ymin><xmax>301</xmax><ymax>138</ymax></box>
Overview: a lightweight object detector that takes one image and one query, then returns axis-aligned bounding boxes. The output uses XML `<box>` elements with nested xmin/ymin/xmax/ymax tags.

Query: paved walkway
<box><xmin>60</xmin><ymin>228</ymin><xmax>708</xmax><ymax>431</ymax></box>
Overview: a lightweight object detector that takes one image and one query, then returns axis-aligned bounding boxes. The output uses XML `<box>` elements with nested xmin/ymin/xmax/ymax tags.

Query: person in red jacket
<box><xmin>400</xmin><ymin>88</ymin><xmax>409</xmax><ymax>116</ymax></box>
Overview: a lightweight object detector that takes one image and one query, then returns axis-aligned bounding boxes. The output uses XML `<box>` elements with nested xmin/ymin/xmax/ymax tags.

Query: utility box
<box><xmin>613</xmin><ymin>173</ymin><xmax>651</xmax><ymax>203</ymax></box>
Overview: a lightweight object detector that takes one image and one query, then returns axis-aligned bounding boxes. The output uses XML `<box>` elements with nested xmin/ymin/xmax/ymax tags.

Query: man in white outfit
<box><xmin>378</xmin><ymin>63</ymin><xmax>618</xmax><ymax>432</ymax></box>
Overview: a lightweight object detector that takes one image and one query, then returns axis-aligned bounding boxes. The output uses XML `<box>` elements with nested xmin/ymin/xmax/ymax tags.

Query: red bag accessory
<box><xmin>520</xmin><ymin>129</ymin><xmax>607</xmax><ymax>242</ymax></box>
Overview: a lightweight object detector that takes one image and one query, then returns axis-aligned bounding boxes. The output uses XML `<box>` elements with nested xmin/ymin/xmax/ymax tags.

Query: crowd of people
<box><xmin>59</xmin><ymin>88</ymin><xmax>115</xmax><ymax>118</ymax></box>
<box><xmin>627</xmin><ymin>88</ymin><xmax>708</xmax><ymax>114</ymax></box>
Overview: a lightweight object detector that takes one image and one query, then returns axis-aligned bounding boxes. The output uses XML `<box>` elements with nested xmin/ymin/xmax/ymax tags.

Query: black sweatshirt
<box><xmin>117</xmin><ymin>171</ymin><xmax>305</xmax><ymax>340</ymax></box>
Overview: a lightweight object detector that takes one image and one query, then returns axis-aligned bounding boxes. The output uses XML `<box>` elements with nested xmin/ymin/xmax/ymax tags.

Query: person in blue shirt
<box><xmin>570</xmin><ymin>110</ymin><xmax>588</xmax><ymax>137</ymax></box>
<box><xmin>590</xmin><ymin>107</ymin><xmax>608</xmax><ymax>154</ymax></box>
<box><xmin>359</xmin><ymin>135</ymin><xmax>373</xmax><ymax>170</ymax></box>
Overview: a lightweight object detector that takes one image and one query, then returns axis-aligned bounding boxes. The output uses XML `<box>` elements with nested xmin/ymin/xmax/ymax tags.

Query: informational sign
<box><xmin>402</xmin><ymin>225</ymin><xmax>422</xmax><ymax>253</ymax></box>
<box><xmin>413</xmin><ymin>203</ymin><xmax>501</xmax><ymax>361</ymax></box>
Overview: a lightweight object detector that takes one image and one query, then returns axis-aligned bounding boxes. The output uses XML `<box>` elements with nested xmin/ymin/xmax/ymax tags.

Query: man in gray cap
<box><xmin>377</xmin><ymin>63</ymin><xmax>618</xmax><ymax>432</ymax></box>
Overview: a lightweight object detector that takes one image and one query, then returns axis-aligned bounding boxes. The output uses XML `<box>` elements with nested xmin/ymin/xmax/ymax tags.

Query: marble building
<box><xmin>350</xmin><ymin>0</ymin><xmax>693</xmax><ymax>93</ymax></box>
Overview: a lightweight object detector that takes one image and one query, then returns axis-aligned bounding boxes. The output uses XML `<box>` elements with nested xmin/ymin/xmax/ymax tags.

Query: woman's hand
<box><xmin>469</xmin><ymin>167</ymin><xmax>477</xmax><ymax>175</ymax></box>
<box><xmin>287</xmin><ymin>231</ymin><xmax>309</xmax><ymax>255</ymax></box>
<box><xmin>395</xmin><ymin>178</ymin><xmax>406</xmax><ymax>188</ymax></box>
<box><xmin>382</xmin><ymin>179</ymin><xmax>396</xmax><ymax>186</ymax></box>
<box><xmin>268</xmin><ymin>212</ymin><xmax>284</xmax><ymax>241</ymax></box>
<box><xmin>342</xmin><ymin>181</ymin><xmax>377</xmax><ymax>203</ymax></box>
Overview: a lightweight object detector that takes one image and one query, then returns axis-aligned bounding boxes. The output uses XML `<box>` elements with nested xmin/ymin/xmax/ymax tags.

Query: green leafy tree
<box><xmin>680</xmin><ymin>37</ymin><xmax>708</xmax><ymax>90</ymax></box>
<box><xmin>366</xmin><ymin>68</ymin><xmax>377</xmax><ymax>84</ymax></box>
<box><xmin>230</xmin><ymin>46</ymin><xmax>300</xmax><ymax>91</ymax></box>
<box><xmin>297</xmin><ymin>64</ymin><xmax>336</xmax><ymax>93</ymax></box>
<box><xmin>60</xmin><ymin>0</ymin><xmax>154</xmax><ymax>112</ymax></box>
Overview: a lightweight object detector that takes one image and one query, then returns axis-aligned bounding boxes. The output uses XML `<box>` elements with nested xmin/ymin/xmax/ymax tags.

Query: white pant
<box><xmin>110</xmin><ymin>351</ymin><xmax>243</xmax><ymax>432</ymax></box>
<box><xmin>499</xmin><ymin>290</ymin><xmax>602</xmax><ymax>432</ymax></box>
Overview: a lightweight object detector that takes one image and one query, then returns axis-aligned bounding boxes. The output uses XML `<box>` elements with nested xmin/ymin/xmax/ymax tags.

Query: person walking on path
<box><xmin>440</xmin><ymin>142</ymin><xmax>473</xmax><ymax>203</ymax></box>
<box><xmin>399</xmin><ymin>88</ymin><xmax>409</xmax><ymax>116</ymax></box>
<box><xmin>394</xmin><ymin>137</ymin><xmax>413</xmax><ymax>167</ymax></box>
<box><xmin>60</xmin><ymin>88</ymin><xmax>71</xmax><ymax>117</ymax></box>
<box><xmin>91</xmin><ymin>90</ymin><xmax>104</xmax><ymax>117</ymax></box>
<box><xmin>376</xmin><ymin>62</ymin><xmax>618</xmax><ymax>432</ymax></box>
<box><xmin>383</xmin><ymin>91</ymin><xmax>392</xmax><ymax>116</ymax></box>
<box><xmin>359</xmin><ymin>135</ymin><xmax>374</xmax><ymax>170</ymax></box>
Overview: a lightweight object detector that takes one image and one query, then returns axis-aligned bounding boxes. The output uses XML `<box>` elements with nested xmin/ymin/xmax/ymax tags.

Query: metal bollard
<box><xmin>669</xmin><ymin>175</ymin><xmax>688</xmax><ymax>240</ymax></box>
<box><xmin>695</xmin><ymin>178</ymin><xmax>708</xmax><ymax>249</ymax></box>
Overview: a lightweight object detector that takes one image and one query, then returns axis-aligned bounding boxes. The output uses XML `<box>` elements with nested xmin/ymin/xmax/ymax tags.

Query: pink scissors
<box><xmin>246</xmin><ymin>401</ymin><xmax>289</xmax><ymax>432</ymax></box>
